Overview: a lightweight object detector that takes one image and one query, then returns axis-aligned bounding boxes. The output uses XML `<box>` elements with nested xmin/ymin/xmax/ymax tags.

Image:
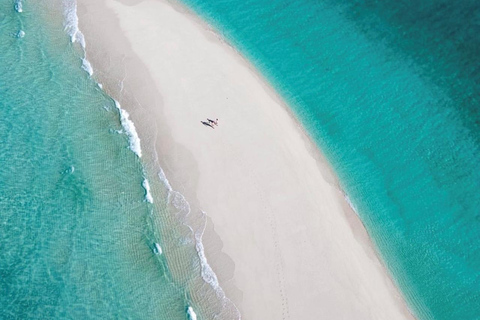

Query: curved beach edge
<box><xmin>76</xmin><ymin>0</ymin><xmax>416</xmax><ymax>319</ymax></box>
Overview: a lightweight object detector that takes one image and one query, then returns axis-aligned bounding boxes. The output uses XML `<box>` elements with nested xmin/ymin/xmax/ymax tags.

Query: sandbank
<box><xmin>77</xmin><ymin>0</ymin><xmax>415</xmax><ymax>319</ymax></box>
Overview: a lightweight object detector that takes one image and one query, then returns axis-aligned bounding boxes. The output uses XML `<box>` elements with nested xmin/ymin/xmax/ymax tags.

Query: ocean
<box><xmin>2</xmin><ymin>0</ymin><xmax>479</xmax><ymax>319</ymax></box>
<box><xmin>177</xmin><ymin>0</ymin><xmax>480</xmax><ymax>319</ymax></box>
<box><xmin>0</xmin><ymin>1</ymin><xmax>239</xmax><ymax>319</ymax></box>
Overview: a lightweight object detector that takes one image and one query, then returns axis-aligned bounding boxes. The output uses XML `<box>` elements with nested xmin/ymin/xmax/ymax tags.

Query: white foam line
<box><xmin>63</xmin><ymin>0</ymin><xmax>86</xmax><ymax>47</ymax></box>
<box><xmin>142</xmin><ymin>178</ymin><xmax>154</xmax><ymax>203</ymax></box>
<box><xmin>195</xmin><ymin>211</ymin><xmax>220</xmax><ymax>289</ymax></box>
<box><xmin>187</xmin><ymin>306</ymin><xmax>197</xmax><ymax>320</ymax></box>
<box><xmin>156</xmin><ymin>162</ymin><xmax>241</xmax><ymax>318</ymax></box>
<box><xmin>157</xmin><ymin>168</ymin><xmax>173</xmax><ymax>192</ymax></box>
<box><xmin>82</xmin><ymin>58</ymin><xmax>93</xmax><ymax>76</ymax></box>
<box><xmin>64</xmin><ymin>1</ymin><xmax>238</xmax><ymax>316</ymax></box>
<box><xmin>344</xmin><ymin>194</ymin><xmax>358</xmax><ymax>213</ymax></box>
<box><xmin>153</xmin><ymin>242</ymin><xmax>162</xmax><ymax>255</ymax></box>
<box><xmin>61</xmin><ymin>1</ymin><xmax>143</xmax><ymax>168</ymax></box>
<box><xmin>14</xmin><ymin>0</ymin><xmax>23</xmax><ymax>13</ymax></box>
<box><xmin>62</xmin><ymin>0</ymin><xmax>93</xmax><ymax>76</ymax></box>
<box><xmin>114</xmin><ymin>100</ymin><xmax>142</xmax><ymax>158</ymax></box>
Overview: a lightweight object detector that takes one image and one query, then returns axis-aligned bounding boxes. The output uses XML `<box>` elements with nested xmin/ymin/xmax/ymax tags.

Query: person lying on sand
<box><xmin>207</xmin><ymin>118</ymin><xmax>218</xmax><ymax>126</ymax></box>
<box><xmin>201</xmin><ymin>121</ymin><xmax>215</xmax><ymax>129</ymax></box>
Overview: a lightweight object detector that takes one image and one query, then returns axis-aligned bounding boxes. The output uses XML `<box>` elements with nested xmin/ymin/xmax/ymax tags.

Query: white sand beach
<box><xmin>77</xmin><ymin>0</ymin><xmax>415</xmax><ymax>319</ymax></box>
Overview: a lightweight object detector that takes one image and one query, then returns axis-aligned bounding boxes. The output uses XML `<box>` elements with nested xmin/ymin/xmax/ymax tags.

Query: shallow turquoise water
<box><xmin>179</xmin><ymin>0</ymin><xmax>480</xmax><ymax>318</ymax></box>
<box><xmin>3</xmin><ymin>0</ymin><xmax>480</xmax><ymax>318</ymax></box>
<box><xmin>0</xmin><ymin>2</ymin><xmax>195</xmax><ymax>319</ymax></box>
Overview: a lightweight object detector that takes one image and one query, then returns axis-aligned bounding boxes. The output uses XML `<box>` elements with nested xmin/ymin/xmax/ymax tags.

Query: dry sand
<box><xmin>77</xmin><ymin>0</ymin><xmax>415</xmax><ymax>319</ymax></box>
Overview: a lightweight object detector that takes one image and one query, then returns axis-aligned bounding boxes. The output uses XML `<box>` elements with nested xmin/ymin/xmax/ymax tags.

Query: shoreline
<box><xmin>77</xmin><ymin>0</ymin><xmax>415</xmax><ymax>319</ymax></box>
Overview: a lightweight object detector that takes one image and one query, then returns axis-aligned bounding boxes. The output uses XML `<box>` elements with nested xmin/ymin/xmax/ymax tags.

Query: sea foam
<box><xmin>344</xmin><ymin>194</ymin><xmax>358</xmax><ymax>214</ymax></box>
<box><xmin>14</xmin><ymin>0</ymin><xmax>23</xmax><ymax>13</ymax></box>
<box><xmin>195</xmin><ymin>212</ymin><xmax>220</xmax><ymax>289</ymax></box>
<box><xmin>156</xmin><ymin>167</ymin><xmax>241</xmax><ymax>318</ymax></box>
<box><xmin>62</xmin><ymin>0</ymin><xmax>93</xmax><ymax>76</ymax></box>
<box><xmin>142</xmin><ymin>178</ymin><xmax>153</xmax><ymax>203</ymax></box>
<box><xmin>187</xmin><ymin>306</ymin><xmax>197</xmax><ymax>320</ymax></box>
<box><xmin>153</xmin><ymin>242</ymin><xmax>162</xmax><ymax>255</ymax></box>
<box><xmin>114</xmin><ymin>100</ymin><xmax>142</xmax><ymax>158</ymax></box>
<box><xmin>60</xmin><ymin>1</ymin><xmax>237</xmax><ymax>317</ymax></box>
<box><xmin>157</xmin><ymin>168</ymin><xmax>173</xmax><ymax>192</ymax></box>
<box><xmin>62</xmin><ymin>0</ymin><xmax>85</xmax><ymax>47</ymax></box>
<box><xmin>82</xmin><ymin>58</ymin><xmax>93</xmax><ymax>76</ymax></box>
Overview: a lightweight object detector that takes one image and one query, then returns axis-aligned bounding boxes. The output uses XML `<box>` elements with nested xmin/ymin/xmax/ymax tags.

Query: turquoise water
<box><xmin>3</xmin><ymin>0</ymin><xmax>480</xmax><ymax>319</ymax></box>
<box><xmin>178</xmin><ymin>0</ymin><xmax>480</xmax><ymax>319</ymax></box>
<box><xmin>0</xmin><ymin>1</ymin><xmax>221</xmax><ymax>319</ymax></box>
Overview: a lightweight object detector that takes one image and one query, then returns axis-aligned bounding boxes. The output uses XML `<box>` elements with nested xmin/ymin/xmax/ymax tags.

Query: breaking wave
<box><xmin>142</xmin><ymin>178</ymin><xmax>154</xmax><ymax>203</ymax></box>
<box><xmin>114</xmin><ymin>100</ymin><xmax>142</xmax><ymax>158</ymax></box>
<box><xmin>62</xmin><ymin>0</ymin><xmax>92</xmax><ymax>76</ymax></box>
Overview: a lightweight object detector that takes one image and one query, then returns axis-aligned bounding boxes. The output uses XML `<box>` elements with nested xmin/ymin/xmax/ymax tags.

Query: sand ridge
<box><xmin>77</xmin><ymin>0</ymin><xmax>415</xmax><ymax>319</ymax></box>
